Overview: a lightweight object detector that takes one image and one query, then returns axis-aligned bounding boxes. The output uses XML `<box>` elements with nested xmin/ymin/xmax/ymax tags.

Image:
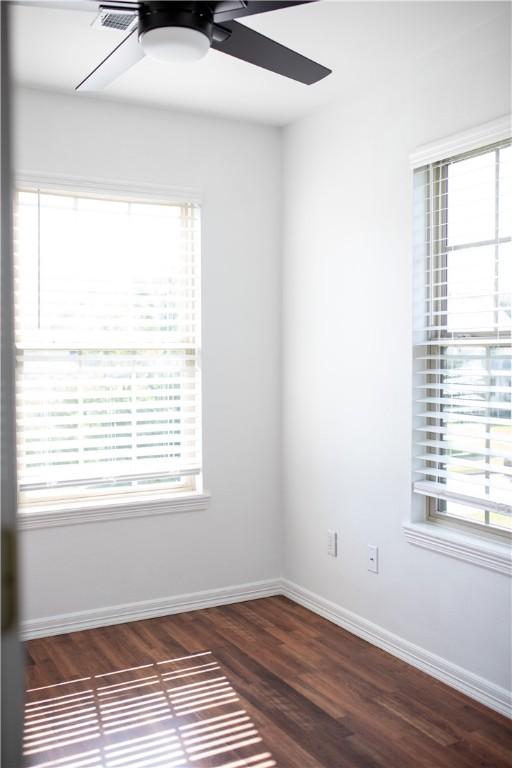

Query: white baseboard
<box><xmin>281</xmin><ymin>579</ymin><xmax>511</xmax><ymax>719</ymax></box>
<box><xmin>21</xmin><ymin>578</ymin><xmax>281</xmax><ymax>640</ymax></box>
<box><xmin>21</xmin><ymin>576</ymin><xmax>511</xmax><ymax>718</ymax></box>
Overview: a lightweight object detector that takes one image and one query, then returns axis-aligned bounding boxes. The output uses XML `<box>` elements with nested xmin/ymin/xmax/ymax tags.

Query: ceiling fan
<box><xmin>76</xmin><ymin>1</ymin><xmax>332</xmax><ymax>91</ymax></box>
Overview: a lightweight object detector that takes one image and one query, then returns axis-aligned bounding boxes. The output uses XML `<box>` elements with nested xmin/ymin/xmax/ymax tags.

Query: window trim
<box><xmin>408</xmin><ymin>118</ymin><xmax>512</xmax><ymax>568</ymax></box>
<box><xmin>403</xmin><ymin>520</ymin><xmax>511</xmax><ymax>576</ymax></box>
<box><xmin>17</xmin><ymin>492</ymin><xmax>211</xmax><ymax>530</ymax></box>
<box><xmin>15</xmin><ymin>172</ymin><xmax>202</xmax><ymax>206</ymax></box>
<box><xmin>14</xmin><ymin>171</ymin><xmax>207</xmax><ymax>523</ymax></box>
<box><xmin>409</xmin><ymin>115</ymin><xmax>511</xmax><ymax>169</ymax></box>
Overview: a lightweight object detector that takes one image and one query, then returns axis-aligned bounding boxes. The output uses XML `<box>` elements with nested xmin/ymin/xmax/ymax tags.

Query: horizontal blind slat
<box><xmin>418</xmin><ymin>411</ymin><xmax>510</xmax><ymax>426</ymax></box>
<box><xmin>418</xmin><ymin>440</ymin><xmax>511</xmax><ymax>460</ymax></box>
<box><xmin>416</xmin><ymin>452</ymin><xmax>512</xmax><ymax>477</ymax></box>
<box><xmin>416</xmin><ymin>383</ymin><xmax>511</xmax><ymax>394</ymax></box>
<box><xmin>417</xmin><ymin>396</ymin><xmax>512</xmax><ymax>411</ymax></box>
<box><xmin>416</xmin><ymin>368</ymin><xmax>511</xmax><ymax>377</ymax></box>
<box><xmin>415</xmin><ymin>424</ymin><xmax>512</xmax><ymax>443</ymax></box>
<box><xmin>413</xmin><ymin>481</ymin><xmax>512</xmax><ymax>516</ymax></box>
<box><xmin>414</xmin><ymin>466</ymin><xmax>511</xmax><ymax>492</ymax></box>
<box><xmin>415</xmin><ymin>338</ymin><xmax>511</xmax><ymax>346</ymax></box>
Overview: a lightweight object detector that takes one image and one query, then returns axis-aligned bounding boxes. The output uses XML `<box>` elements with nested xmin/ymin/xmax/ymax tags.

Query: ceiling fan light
<box><xmin>140</xmin><ymin>26</ymin><xmax>210</xmax><ymax>63</ymax></box>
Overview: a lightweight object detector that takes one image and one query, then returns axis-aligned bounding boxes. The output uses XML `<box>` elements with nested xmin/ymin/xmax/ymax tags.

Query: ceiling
<box><xmin>11</xmin><ymin>1</ymin><xmax>508</xmax><ymax>126</ymax></box>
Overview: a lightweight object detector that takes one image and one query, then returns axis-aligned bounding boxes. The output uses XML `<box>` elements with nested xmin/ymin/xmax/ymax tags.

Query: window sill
<box><xmin>403</xmin><ymin>521</ymin><xmax>511</xmax><ymax>576</ymax></box>
<box><xmin>18</xmin><ymin>492</ymin><xmax>211</xmax><ymax>530</ymax></box>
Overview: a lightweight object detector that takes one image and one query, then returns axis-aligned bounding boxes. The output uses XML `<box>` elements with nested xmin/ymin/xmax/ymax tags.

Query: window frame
<box><xmin>14</xmin><ymin>172</ymin><xmax>209</xmax><ymax>527</ymax></box>
<box><xmin>406</xmin><ymin>116</ymin><xmax>512</xmax><ymax>574</ymax></box>
<box><xmin>424</xmin><ymin>141</ymin><xmax>511</xmax><ymax>537</ymax></box>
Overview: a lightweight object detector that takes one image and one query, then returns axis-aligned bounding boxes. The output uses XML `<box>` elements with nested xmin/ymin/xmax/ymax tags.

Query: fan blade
<box><xmin>213</xmin><ymin>1</ymin><xmax>317</xmax><ymax>23</ymax></box>
<box><xmin>211</xmin><ymin>20</ymin><xmax>330</xmax><ymax>84</ymax></box>
<box><xmin>76</xmin><ymin>27</ymin><xmax>144</xmax><ymax>91</ymax></box>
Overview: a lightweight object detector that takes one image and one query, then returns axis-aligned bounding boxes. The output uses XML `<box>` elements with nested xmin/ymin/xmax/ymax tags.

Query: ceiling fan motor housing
<box><xmin>138</xmin><ymin>2</ymin><xmax>215</xmax><ymax>44</ymax></box>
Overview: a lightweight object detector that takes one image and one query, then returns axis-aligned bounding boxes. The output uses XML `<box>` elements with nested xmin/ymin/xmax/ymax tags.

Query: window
<box><xmin>14</xmin><ymin>186</ymin><xmax>202</xmax><ymax>511</ymax></box>
<box><xmin>413</xmin><ymin>138</ymin><xmax>511</xmax><ymax>534</ymax></box>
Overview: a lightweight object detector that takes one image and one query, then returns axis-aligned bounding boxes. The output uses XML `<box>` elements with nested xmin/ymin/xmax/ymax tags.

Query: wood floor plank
<box><xmin>284</xmin><ymin>674</ymin><xmax>351</xmax><ymax>720</ymax></box>
<box><xmin>239</xmin><ymin>701</ymin><xmax>326</xmax><ymax>768</ymax></box>
<box><xmin>449</xmin><ymin>729</ymin><xmax>512</xmax><ymax>768</ymax></box>
<box><xmin>22</xmin><ymin>597</ymin><xmax>509</xmax><ymax>768</ymax></box>
<box><xmin>374</xmin><ymin>692</ymin><xmax>460</xmax><ymax>746</ymax></box>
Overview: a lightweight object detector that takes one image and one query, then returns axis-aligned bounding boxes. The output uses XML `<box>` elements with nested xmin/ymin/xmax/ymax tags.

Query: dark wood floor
<box><xmin>23</xmin><ymin>596</ymin><xmax>511</xmax><ymax>768</ymax></box>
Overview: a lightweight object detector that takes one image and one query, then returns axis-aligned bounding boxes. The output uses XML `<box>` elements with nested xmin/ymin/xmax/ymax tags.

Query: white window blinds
<box><xmin>14</xmin><ymin>187</ymin><xmax>201</xmax><ymax>507</ymax></box>
<box><xmin>413</xmin><ymin>140</ymin><xmax>511</xmax><ymax>532</ymax></box>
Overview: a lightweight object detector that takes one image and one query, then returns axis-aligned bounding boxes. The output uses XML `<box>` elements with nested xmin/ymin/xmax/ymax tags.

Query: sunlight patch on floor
<box><xmin>23</xmin><ymin>651</ymin><xmax>276</xmax><ymax>768</ymax></box>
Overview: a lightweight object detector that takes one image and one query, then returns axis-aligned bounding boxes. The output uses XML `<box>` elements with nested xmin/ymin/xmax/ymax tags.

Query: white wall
<box><xmin>15</xmin><ymin>88</ymin><xmax>282</xmax><ymax>620</ymax></box>
<box><xmin>282</xmin><ymin>3</ymin><xmax>512</xmax><ymax>692</ymax></box>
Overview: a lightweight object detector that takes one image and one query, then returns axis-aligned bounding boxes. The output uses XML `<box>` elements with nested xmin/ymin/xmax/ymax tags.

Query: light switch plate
<box><xmin>368</xmin><ymin>545</ymin><xmax>378</xmax><ymax>573</ymax></box>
